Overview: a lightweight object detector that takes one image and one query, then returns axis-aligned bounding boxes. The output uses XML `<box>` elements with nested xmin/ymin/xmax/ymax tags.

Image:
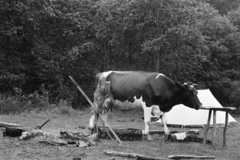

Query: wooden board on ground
<box><xmin>0</xmin><ymin>122</ymin><xmax>22</xmax><ymax>128</ymax></box>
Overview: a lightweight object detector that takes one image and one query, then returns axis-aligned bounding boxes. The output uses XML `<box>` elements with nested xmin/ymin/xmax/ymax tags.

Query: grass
<box><xmin>0</xmin><ymin>106</ymin><xmax>240</xmax><ymax>160</ymax></box>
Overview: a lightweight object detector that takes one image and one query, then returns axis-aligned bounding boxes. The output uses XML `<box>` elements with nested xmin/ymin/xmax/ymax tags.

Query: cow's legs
<box><xmin>152</xmin><ymin>105</ymin><xmax>170</xmax><ymax>139</ymax></box>
<box><xmin>89</xmin><ymin>96</ymin><xmax>112</xmax><ymax>134</ymax></box>
<box><xmin>89</xmin><ymin>106</ymin><xmax>99</xmax><ymax>134</ymax></box>
<box><xmin>142</xmin><ymin>104</ymin><xmax>153</xmax><ymax>140</ymax></box>
<box><xmin>160</xmin><ymin>113</ymin><xmax>170</xmax><ymax>140</ymax></box>
<box><xmin>89</xmin><ymin>114</ymin><xmax>95</xmax><ymax>134</ymax></box>
<box><xmin>161</xmin><ymin>113</ymin><xmax>169</xmax><ymax>134</ymax></box>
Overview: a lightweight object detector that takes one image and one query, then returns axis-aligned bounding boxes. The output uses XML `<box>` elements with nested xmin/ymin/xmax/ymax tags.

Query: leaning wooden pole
<box><xmin>69</xmin><ymin>76</ymin><xmax>122</xmax><ymax>144</ymax></box>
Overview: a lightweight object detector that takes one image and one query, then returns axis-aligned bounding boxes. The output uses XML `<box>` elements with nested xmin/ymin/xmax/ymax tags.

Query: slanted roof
<box><xmin>164</xmin><ymin>89</ymin><xmax>238</xmax><ymax>128</ymax></box>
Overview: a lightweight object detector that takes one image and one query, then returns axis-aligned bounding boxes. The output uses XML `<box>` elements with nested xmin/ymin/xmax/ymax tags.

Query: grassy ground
<box><xmin>0</xmin><ymin>106</ymin><xmax>240</xmax><ymax>160</ymax></box>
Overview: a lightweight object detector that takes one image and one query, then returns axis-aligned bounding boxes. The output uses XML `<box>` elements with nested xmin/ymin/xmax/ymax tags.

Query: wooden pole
<box><xmin>203</xmin><ymin>109</ymin><xmax>212</xmax><ymax>144</ymax></box>
<box><xmin>212</xmin><ymin>110</ymin><xmax>216</xmax><ymax>145</ymax></box>
<box><xmin>69</xmin><ymin>76</ymin><xmax>122</xmax><ymax>144</ymax></box>
<box><xmin>223</xmin><ymin>111</ymin><xmax>229</xmax><ymax>147</ymax></box>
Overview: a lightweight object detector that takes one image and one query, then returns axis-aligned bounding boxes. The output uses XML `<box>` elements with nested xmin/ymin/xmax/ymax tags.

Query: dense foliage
<box><xmin>0</xmin><ymin>0</ymin><xmax>240</xmax><ymax>113</ymax></box>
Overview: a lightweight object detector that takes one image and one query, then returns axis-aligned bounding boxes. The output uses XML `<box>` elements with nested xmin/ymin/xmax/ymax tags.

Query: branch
<box><xmin>104</xmin><ymin>150</ymin><xmax>170</xmax><ymax>160</ymax></box>
<box><xmin>168</xmin><ymin>155</ymin><xmax>215</xmax><ymax>159</ymax></box>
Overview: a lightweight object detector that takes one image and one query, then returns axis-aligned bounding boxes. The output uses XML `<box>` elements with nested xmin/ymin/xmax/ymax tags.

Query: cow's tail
<box><xmin>95</xmin><ymin>72</ymin><xmax>103</xmax><ymax>88</ymax></box>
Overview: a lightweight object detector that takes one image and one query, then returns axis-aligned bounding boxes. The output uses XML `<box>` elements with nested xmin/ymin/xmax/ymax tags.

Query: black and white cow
<box><xmin>89</xmin><ymin>71</ymin><xmax>202</xmax><ymax>140</ymax></box>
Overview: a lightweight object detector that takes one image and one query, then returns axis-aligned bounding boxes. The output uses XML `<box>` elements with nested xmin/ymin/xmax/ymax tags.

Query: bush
<box><xmin>0</xmin><ymin>86</ymin><xmax>50</xmax><ymax>114</ymax></box>
<box><xmin>0</xmin><ymin>96</ymin><xmax>24</xmax><ymax>114</ymax></box>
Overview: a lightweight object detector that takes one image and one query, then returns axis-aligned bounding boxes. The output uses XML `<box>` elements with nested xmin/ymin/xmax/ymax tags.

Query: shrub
<box><xmin>0</xmin><ymin>96</ymin><xmax>24</xmax><ymax>114</ymax></box>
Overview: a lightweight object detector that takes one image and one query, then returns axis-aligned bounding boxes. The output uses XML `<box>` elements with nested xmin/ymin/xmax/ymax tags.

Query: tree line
<box><xmin>0</xmin><ymin>0</ymin><xmax>240</xmax><ymax>113</ymax></box>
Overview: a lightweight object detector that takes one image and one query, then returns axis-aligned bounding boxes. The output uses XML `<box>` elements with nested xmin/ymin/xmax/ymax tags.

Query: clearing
<box><xmin>0</xmin><ymin>106</ymin><xmax>240</xmax><ymax>160</ymax></box>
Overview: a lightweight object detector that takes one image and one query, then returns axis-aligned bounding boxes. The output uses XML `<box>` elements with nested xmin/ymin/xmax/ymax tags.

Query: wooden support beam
<box><xmin>212</xmin><ymin>110</ymin><xmax>216</xmax><ymax>145</ymax></box>
<box><xmin>223</xmin><ymin>111</ymin><xmax>229</xmax><ymax>147</ymax></box>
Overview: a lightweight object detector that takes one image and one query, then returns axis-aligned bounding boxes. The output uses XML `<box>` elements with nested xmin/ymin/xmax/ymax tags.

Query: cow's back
<box><xmin>106</xmin><ymin>72</ymin><xmax>156</xmax><ymax>103</ymax></box>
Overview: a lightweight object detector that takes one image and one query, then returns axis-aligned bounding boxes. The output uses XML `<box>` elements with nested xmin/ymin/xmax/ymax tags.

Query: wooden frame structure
<box><xmin>69</xmin><ymin>76</ymin><xmax>122</xmax><ymax>144</ymax></box>
<box><xmin>202</xmin><ymin>107</ymin><xmax>236</xmax><ymax>147</ymax></box>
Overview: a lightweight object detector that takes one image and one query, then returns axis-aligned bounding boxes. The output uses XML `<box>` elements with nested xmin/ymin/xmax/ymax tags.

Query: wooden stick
<box><xmin>35</xmin><ymin>119</ymin><xmax>50</xmax><ymax>129</ymax></box>
<box><xmin>203</xmin><ymin>109</ymin><xmax>212</xmax><ymax>144</ymax></box>
<box><xmin>69</xmin><ymin>76</ymin><xmax>122</xmax><ymax>144</ymax></box>
<box><xmin>104</xmin><ymin>150</ymin><xmax>170</xmax><ymax>160</ymax></box>
<box><xmin>99</xmin><ymin>114</ymin><xmax>115</xmax><ymax>142</ymax></box>
<box><xmin>168</xmin><ymin>155</ymin><xmax>215</xmax><ymax>159</ymax></box>
<box><xmin>223</xmin><ymin>111</ymin><xmax>229</xmax><ymax>147</ymax></box>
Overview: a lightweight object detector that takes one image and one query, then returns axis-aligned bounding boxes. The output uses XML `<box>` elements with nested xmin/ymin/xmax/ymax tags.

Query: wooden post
<box><xmin>69</xmin><ymin>76</ymin><xmax>122</xmax><ymax>144</ymax></box>
<box><xmin>223</xmin><ymin>111</ymin><xmax>229</xmax><ymax>147</ymax></box>
<box><xmin>203</xmin><ymin>109</ymin><xmax>212</xmax><ymax>144</ymax></box>
<box><xmin>212</xmin><ymin>110</ymin><xmax>216</xmax><ymax>145</ymax></box>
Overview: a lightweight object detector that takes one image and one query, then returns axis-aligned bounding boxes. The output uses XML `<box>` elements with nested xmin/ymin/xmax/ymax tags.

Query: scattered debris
<box><xmin>59</xmin><ymin>131</ymin><xmax>99</xmax><ymax>147</ymax></box>
<box><xmin>59</xmin><ymin>130</ymin><xmax>90</xmax><ymax>140</ymax></box>
<box><xmin>17</xmin><ymin>129</ymin><xmax>99</xmax><ymax>147</ymax></box>
<box><xmin>78</xmin><ymin>125</ymin><xmax>86</xmax><ymax>129</ymax></box>
<box><xmin>39</xmin><ymin>139</ymin><xmax>67</xmax><ymax>146</ymax></box>
<box><xmin>165</xmin><ymin>131</ymin><xmax>212</xmax><ymax>144</ymax></box>
<box><xmin>1</xmin><ymin>119</ymin><xmax>49</xmax><ymax>138</ymax></box>
<box><xmin>19</xmin><ymin>130</ymin><xmax>57</xmax><ymax>140</ymax></box>
<box><xmin>98</xmin><ymin>127</ymin><xmax>210</xmax><ymax>143</ymax></box>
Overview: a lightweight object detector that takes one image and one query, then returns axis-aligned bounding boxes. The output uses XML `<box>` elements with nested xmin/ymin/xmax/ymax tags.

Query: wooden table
<box><xmin>202</xmin><ymin>107</ymin><xmax>236</xmax><ymax>147</ymax></box>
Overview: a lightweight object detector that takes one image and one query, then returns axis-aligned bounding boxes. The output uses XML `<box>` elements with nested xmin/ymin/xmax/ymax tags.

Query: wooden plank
<box><xmin>201</xmin><ymin>107</ymin><xmax>236</xmax><ymax>111</ymax></box>
<box><xmin>0</xmin><ymin>122</ymin><xmax>22</xmax><ymax>128</ymax></box>
<box><xmin>223</xmin><ymin>111</ymin><xmax>229</xmax><ymax>147</ymax></box>
<box><xmin>203</xmin><ymin>109</ymin><xmax>212</xmax><ymax>144</ymax></box>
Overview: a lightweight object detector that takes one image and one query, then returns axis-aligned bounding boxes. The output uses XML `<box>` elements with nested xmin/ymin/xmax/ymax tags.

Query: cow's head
<box><xmin>176</xmin><ymin>82</ymin><xmax>202</xmax><ymax>110</ymax></box>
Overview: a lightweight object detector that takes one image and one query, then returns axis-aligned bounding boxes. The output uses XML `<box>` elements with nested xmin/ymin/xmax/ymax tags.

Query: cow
<box><xmin>89</xmin><ymin>71</ymin><xmax>202</xmax><ymax>140</ymax></box>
